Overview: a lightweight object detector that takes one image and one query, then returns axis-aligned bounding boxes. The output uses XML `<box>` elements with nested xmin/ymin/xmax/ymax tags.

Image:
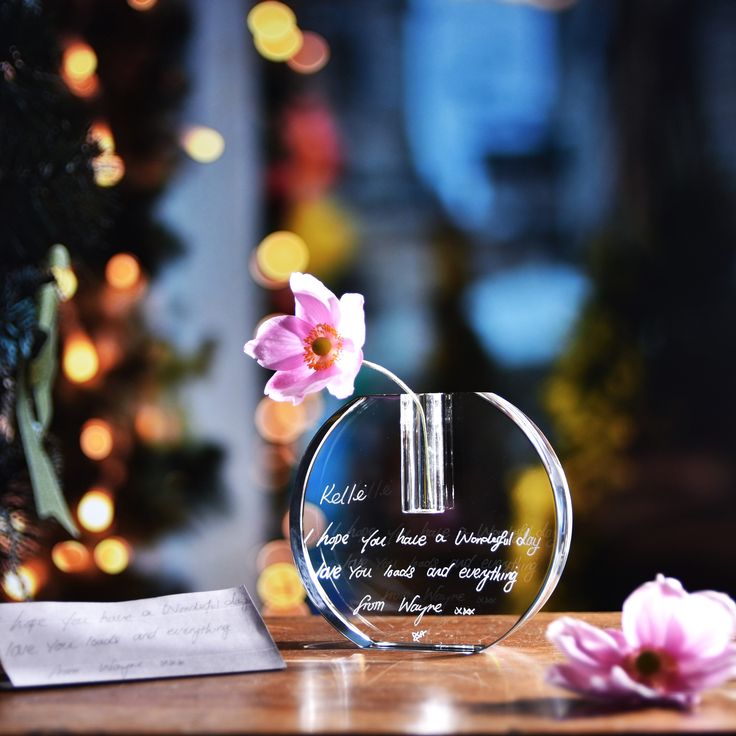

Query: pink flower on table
<box><xmin>546</xmin><ymin>575</ymin><xmax>736</xmax><ymax>708</ymax></box>
<box><xmin>244</xmin><ymin>273</ymin><xmax>365</xmax><ymax>405</ymax></box>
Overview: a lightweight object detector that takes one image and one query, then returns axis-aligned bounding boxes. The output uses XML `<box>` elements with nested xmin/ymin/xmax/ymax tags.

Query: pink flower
<box><xmin>244</xmin><ymin>273</ymin><xmax>365</xmax><ymax>405</ymax></box>
<box><xmin>546</xmin><ymin>575</ymin><xmax>736</xmax><ymax>708</ymax></box>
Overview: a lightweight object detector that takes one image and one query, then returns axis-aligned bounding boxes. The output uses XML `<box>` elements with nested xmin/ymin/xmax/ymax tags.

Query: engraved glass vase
<box><xmin>290</xmin><ymin>392</ymin><xmax>572</xmax><ymax>653</ymax></box>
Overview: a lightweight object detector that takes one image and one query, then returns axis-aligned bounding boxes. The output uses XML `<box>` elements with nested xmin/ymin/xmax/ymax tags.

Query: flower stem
<box><xmin>361</xmin><ymin>360</ymin><xmax>432</xmax><ymax>509</ymax></box>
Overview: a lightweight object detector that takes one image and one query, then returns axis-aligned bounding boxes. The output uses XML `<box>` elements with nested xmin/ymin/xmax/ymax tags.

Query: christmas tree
<box><xmin>1</xmin><ymin>0</ymin><xmax>223</xmax><ymax>601</ymax></box>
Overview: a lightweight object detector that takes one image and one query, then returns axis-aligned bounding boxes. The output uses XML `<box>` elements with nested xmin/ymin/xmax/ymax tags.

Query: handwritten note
<box><xmin>0</xmin><ymin>586</ymin><xmax>284</xmax><ymax>688</ymax></box>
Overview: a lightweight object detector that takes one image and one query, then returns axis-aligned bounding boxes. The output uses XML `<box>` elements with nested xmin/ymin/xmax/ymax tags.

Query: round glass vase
<box><xmin>290</xmin><ymin>392</ymin><xmax>572</xmax><ymax>653</ymax></box>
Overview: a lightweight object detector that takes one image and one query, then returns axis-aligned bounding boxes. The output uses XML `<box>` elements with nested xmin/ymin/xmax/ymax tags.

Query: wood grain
<box><xmin>1</xmin><ymin>612</ymin><xmax>735</xmax><ymax>734</ymax></box>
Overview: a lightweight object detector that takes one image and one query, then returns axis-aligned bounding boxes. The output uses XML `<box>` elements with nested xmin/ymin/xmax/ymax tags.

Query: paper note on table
<box><xmin>0</xmin><ymin>585</ymin><xmax>285</xmax><ymax>688</ymax></box>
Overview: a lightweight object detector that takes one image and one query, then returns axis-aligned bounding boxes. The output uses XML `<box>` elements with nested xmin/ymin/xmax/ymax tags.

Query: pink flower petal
<box><xmin>622</xmin><ymin>574</ymin><xmax>687</xmax><ymax>650</ymax></box>
<box><xmin>264</xmin><ymin>364</ymin><xmax>339</xmax><ymax>405</ymax></box>
<box><xmin>325</xmin><ymin>348</ymin><xmax>364</xmax><ymax>400</ymax></box>
<box><xmin>290</xmin><ymin>272</ymin><xmax>340</xmax><ymax>326</ymax></box>
<box><xmin>547</xmin><ymin>617</ymin><xmax>627</xmax><ymax>670</ymax></box>
<box><xmin>244</xmin><ymin>315</ymin><xmax>311</xmax><ymax>371</ymax></box>
<box><xmin>677</xmin><ymin>644</ymin><xmax>736</xmax><ymax>691</ymax></box>
<box><xmin>338</xmin><ymin>293</ymin><xmax>366</xmax><ymax>350</ymax></box>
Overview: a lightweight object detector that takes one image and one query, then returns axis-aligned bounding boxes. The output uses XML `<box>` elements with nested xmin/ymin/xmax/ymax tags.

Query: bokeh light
<box><xmin>249</xmin><ymin>252</ymin><xmax>288</xmax><ymax>290</ymax></box>
<box><xmin>257</xmin><ymin>561</ymin><xmax>305</xmax><ymax>609</ymax></box>
<box><xmin>254</xmin><ymin>26</ymin><xmax>303</xmax><ymax>62</ymax></box>
<box><xmin>255</xmin><ymin>230</ymin><xmax>309</xmax><ymax>283</ymax></box>
<box><xmin>63</xmin><ymin>41</ymin><xmax>97</xmax><ymax>81</ymax></box>
<box><xmin>63</xmin><ymin>334</ymin><xmax>99</xmax><ymax>384</ymax></box>
<box><xmin>247</xmin><ymin>1</ymin><xmax>296</xmax><ymax>39</ymax></box>
<box><xmin>94</xmin><ymin>537</ymin><xmax>131</xmax><ymax>575</ymax></box>
<box><xmin>51</xmin><ymin>264</ymin><xmax>78</xmax><ymax>301</ymax></box>
<box><xmin>180</xmin><ymin>126</ymin><xmax>225</xmax><ymax>163</ymax></box>
<box><xmin>256</xmin><ymin>539</ymin><xmax>294</xmax><ymax>571</ymax></box>
<box><xmin>52</xmin><ymin>541</ymin><xmax>91</xmax><ymax>573</ymax></box>
<box><xmin>281</xmin><ymin>502</ymin><xmax>326</xmax><ymax>546</ymax></box>
<box><xmin>255</xmin><ymin>397</ymin><xmax>308</xmax><ymax>444</ymax></box>
<box><xmin>262</xmin><ymin>601</ymin><xmax>309</xmax><ymax>616</ymax></box>
<box><xmin>287</xmin><ymin>31</ymin><xmax>329</xmax><ymax>74</ymax></box>
<box><xmin>80</xmin><ymin>419</ymin><xmax>114</xmax><ymax>460</ymax></box>
<box><xmin>286</xmin><ymin>198</ymin><xmax>355</xmax><ymax>277</ymax></box>
<box><xmin>134</xmin><ymin>404</ymin><xmax>181</xmax><ymax>444</ymax></box>
<box><xmin>127</xmin><ymin>0</ymin><xmax>158</xmax><ymax>9</ymax></box>
<box><xmin>78</xmin><ymin>489</ymin><xmax>115</xmax><ymax>533</ymax></box>
<box><xmin>249</xmin><ymin>443</ymin><xmax>297</xmax><ymax>490</ymax></box>
<box><xmin>90</xmin><ymin>121</ymin><xmax>115</xmax><ymax>153</ymax></box>
<box><xmin>65</xmin><ymin>72</ymin><xmax>100</xmax><ymax>99</ymax></box>
<box><xmin>105</xmin><ymin>252</ymin><xmax>141</xmax><ymax>290</ymax></box>
<box><xmin>2</xmin><ymin>565</ymin><xmax>39</xmax><ymax>601</ymax></box>
<box><xmin>93</xmin><ymin>153</ymin><xmax>125</xmax><ymax>187</ymax></box>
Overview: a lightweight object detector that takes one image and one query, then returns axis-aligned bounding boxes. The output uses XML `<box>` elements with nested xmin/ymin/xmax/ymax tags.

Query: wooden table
<box><xmin>1</xmin><ymin>613</ymin><xmax>735</xmax><ymax>734</ymax></box>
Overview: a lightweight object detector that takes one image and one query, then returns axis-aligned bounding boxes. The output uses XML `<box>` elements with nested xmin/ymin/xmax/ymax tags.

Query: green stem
<box><xmin>361</xmin><ymin>360</ymin><xmax>432</xmax><ymax>507</ymax></box>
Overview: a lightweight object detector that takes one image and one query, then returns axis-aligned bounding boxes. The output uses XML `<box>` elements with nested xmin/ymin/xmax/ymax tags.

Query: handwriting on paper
<box><xmin>0</xmin><ymin>586</ymin><xmax>284</xmax><ymax>688</ymax></box>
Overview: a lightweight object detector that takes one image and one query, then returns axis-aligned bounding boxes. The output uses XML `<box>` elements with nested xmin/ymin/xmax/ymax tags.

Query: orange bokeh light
<box><xmin>63</xmin><ymin>41</ymin><xmax>97</xmax><ymax>81</ymax></box>
<box><xmin>63</xmin><ymin>334</ymin><xmax>99</xmax><ymax>384</ymax></box>
<box><xmin>94</xmin><ymin>537</ymin><xmax>131</xmax><ymax>575</ymax></box>
<box><xmin>105</xmin><ymin>253</ymin><xmax>141</xmax><ymax>290</ymax></box>
<box><xmin>80</xmin><ymin>419</ymin><xmax>114</xmax><ymax>460</ymax></box>
<box><xmin>93</xmin><ymin>153</ymin><xmax>125</xmax><ymax>187</ymax></box>
<box><xmin>52</xmin><ymin>541</ymin><xmax>91</xmax><ymax>573</ymax></box>
<box><xmin>256</xmin><ymin>539</ymin><xmax>294</xmax><ymax>572</ymax></box>
<box><xmin>254</xmin><ymin>397</ymin><xmax>308</xmax><ymax>444</ymax></box>
<box><xmin>257</xmin><ymin>561</ymin><xmax>305</xmax><ymax>608</ymax></box>
<box><xmin>127</xmin><ymin>0</ymin><xmax>158</xmax><ymax>9</ymax></box>
<box><xmin>77</xmin><ymin>489</ymin><xmax>115</xmax><ymax>533</ymax></box>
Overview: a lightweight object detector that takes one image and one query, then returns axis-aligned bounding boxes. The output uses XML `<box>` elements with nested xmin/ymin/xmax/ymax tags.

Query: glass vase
<box><xmin>290</xmin><ymin>392</ymin><xmax>572</xmax><ymax>653</ymax></box>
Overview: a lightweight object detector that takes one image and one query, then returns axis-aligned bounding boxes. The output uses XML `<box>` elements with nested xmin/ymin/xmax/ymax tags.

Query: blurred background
<box><xmin>2</xmin><ymin>0</ymin><xmax>735</xmax><ymax>612</ymax></box>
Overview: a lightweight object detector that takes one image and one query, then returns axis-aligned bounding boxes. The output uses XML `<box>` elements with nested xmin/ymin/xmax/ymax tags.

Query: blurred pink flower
<box><xmin>244</xmin><ymin>272</ymin><xmax>365</xmax><ymax>405</ymax></box>
<box><xmin>547</xmin><ymin>574</ymin><xmax>736</xmax><ymax>708</ymax></box>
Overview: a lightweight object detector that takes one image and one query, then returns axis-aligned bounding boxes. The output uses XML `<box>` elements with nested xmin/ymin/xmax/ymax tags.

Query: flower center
<box><xmin>625</xmin><ymin>648</ymin><xmax>678</xmax><ymax>689</ymax></box>
<box><xmin>635</xmin><ymin>650</ymin><xmax>661</xmax><ymax>677</ymax></box>
<box><xmin>311</xmin><ymin>337</ymin><xmax>333</xmax><ymax>356</ymax></box>
<box><xmin>304</xmin><ymin>323</ymin><xmax>343</xmax><ymax>371</ymax></box>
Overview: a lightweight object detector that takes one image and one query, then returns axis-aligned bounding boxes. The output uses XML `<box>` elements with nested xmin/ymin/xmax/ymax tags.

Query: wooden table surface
<box><xmin>1</xmin><ymin>612</ymin><xmax>735</xmax><ymax>734</ymax></box>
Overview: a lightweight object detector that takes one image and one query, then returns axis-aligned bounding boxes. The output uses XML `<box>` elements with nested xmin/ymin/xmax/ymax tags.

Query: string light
<box><xmin>287</xmin><ymin>31</ymin><xmax>329</xmax><ymax>74</ymax></box>
<box><xmin>63</xmin><ymin>334</ymin><xmax>99</xmax><ymax>384</ymax></box>
<box><xmin>65</xmin><ymin>73</ymin><xmax>100</xmax><ymax>99</ymax></box>
<box><xmin>77</xmin><ymin>489</ymin><xmax>115</xmax><ymax>533</ymax></box>
<box><xmin>262</xmin><ymin>602</ymin><xmax>309</xmax><ymax>616</ymax></box>
<box><xmin>63</xmin><ymin>41</ymin><xmax>97</xmax><ymax>81</ymax></box>
<box><xmin>2</xmin><ymin>565</ymin><xmax>39</xmax><ymax>601</ymax></box>
<box><xmin>256</xmin><ymin>539</ymin><xmax>294</xmax><ymax>572</ymax></box>
<box><xmin>281</xmin><ymin>502</ymin><xmax>325</xmax><ymax>546</ymax></box>
<box><xmin>255</xmin><ymin>230</ymin><xmax>309</xmax><ymax>283</ymax></box>
<box><xmin>52</xmin><ymin>541</ymin><xmax>90</xmax><ymax>573</ymax></box>
<box><xmin>257</xmin><ymin>561</ymin><xmax>305</xmax><ymax>609</ymax></box>
<box><xmin>134</xmin><ymin>404</ymin><xmax>181</xmax><ymax>444</ymax></box>
<box><xmin>94</xmin><ymin>538</ymin><xmax>131</xmax><ymax>575</ymax></box>
<box><xmin>254</xmin><ymin>27</ymin><xmax>303</xmax><ymax>62</ymax></box>
<box><xmin>247</xmin><ymin>2</ymin><xmax>296</xmax><ymax>39</ymax></box>
<box><xmin>127</xmin><ymin>0</ymin><xmax>158</xmax><ymax>9</ymax></box>
<box><xmin>254</xmin><ymin>397</ymin><xmax>308</xmax><ymax>444</ymax></box>
<box><xmin>180</xmin><ymin>126</ymin><xmax>225</xmax><ymax>163</ymax></box>
<box><xmin>105</xmin><ymin>253</ymin><xmax>141</xmax><ymax>290</ymax></box>
<box><xmin>80</xmin><ymin>419</ymin><xmax>114</xmax><ymax>460</ymax></box>
<box><xmin>89</xmin><ymin>121</ymin><xmax>115</xmax><ymax>153</ymax></box>
<box><xmin>93</xmin><ymin>153</ymin><xmax>125</xmax><ymax>187</ymax></box>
